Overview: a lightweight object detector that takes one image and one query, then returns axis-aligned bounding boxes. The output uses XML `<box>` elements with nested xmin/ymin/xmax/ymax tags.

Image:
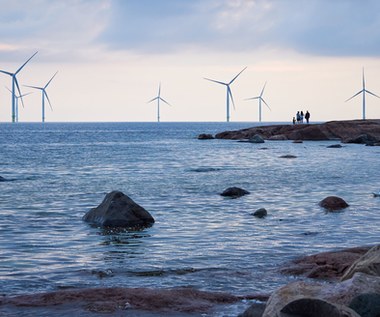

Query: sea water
<box><xmin>0</xmin><ymin>122</ymin><xmax>379</xmax><ymax>316</ymax></box>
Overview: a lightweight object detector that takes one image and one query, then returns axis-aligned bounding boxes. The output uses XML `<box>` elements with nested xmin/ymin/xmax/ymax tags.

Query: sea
<box><xmin>0</xmin><ymin>122</ymin><xmax>379</xmax><ymax>316</ymax></box>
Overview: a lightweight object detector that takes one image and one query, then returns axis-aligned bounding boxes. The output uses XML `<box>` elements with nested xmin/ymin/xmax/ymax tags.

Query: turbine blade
<box><xmin>245</xmin><ymin>96</ymin><xmax>259</xmax><ymax>101</ymax></box>
<box><xmin>365</xmin><ymin>89</ymin><xmax>380</xmax><ymax>99</ymax></box>
<box><xmin>228</xmin><ymin>86</ymin><xmax>235</xmax><ymax>110</ymax></box>
<box><xmin>262</xmin><ymin>98</ymin><xmax>271</xmax><ymax>111</ymax></box>
<box><xmin>44</xmin><ymin>91</ymin><xmax>53</xmax><ymax>110</ymax></box>
<box><xmin>362</xmin><ymin>67</ymin><xmax>365</xmax><ymax>89</ymax></box>
<box><xmin>160</xmin><ymin>97</ymin><xmax>171</xmax><ymax>106</ymax></box>
<box><xmin>14</xmin><ymin>78</ymin><xmax>25</xmax><ymax>108</ymax></box>
<box><xmin>147</xmin><ymin>97</ymin><xmax>158</xmax><ymax>103</ymax></box>
<box><xmin>15</xmin><ymin>51</ymin><xmax>38</xmax><ymax>74</ymax></box>
<box><xmin>5</xmin><ymin>86</ymin><xmax>13</xmax><ymax>95</ymax></box>
<box><xmin>20</xmin><ymin>92</ymin><xmax>33</xmax><ymax>98</ymax></box>
<box><xmin>158</xmin><ymin>83</ymin><xmax>161</xmax><ymax>97</ymax></box>
<box><xmin>260</xmin><ymin>82</ymin><xmax>267</xmax><ymax>97</ymax></box>
<box><xmin>229</xmin><ymin>66</ymin><xmax>247</xmax><ymax>85</ymax></box>
<box><xmin>204</xmin><ymin>77</ymin><xmax>227</xmax><ymax>86</ymax></box>
<box><xmin>345</xmin><ymin>90</ymin><xmax>363</xmax><ymax>102</ymax></box>
<box><xmin>44</xmin><ymin>71</ymin><xmax>58</xmax><ymax>89</ymax></box>
<box><xmin>24</xmin><ymin>84</ymin><xmax>42</xmax><ymax>90</ymax></box>
<box><xmin>0</xmin><ymin>70</ymin><xmax>14</xmax><ymax>76</ymax></box>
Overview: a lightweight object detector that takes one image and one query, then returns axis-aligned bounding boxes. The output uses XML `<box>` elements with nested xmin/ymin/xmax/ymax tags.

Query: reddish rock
<box><xmin>319</xmin><ymin>196</ymin><xmax>349</xmax><ymax>211</ymax></box>
<box><xmin>280</xmin><ymin>246</ymin><xmax>371</xmax><ymax>280</ymax></box>
<box><xmin>214</xmin><ymin>119</ymin><xmax>380</xmax><ymax>143</ymax></box>
<box><xmin>1</xmin><ymin>287</ymin><xmax>239</xmax><ymax>314</ymax></box>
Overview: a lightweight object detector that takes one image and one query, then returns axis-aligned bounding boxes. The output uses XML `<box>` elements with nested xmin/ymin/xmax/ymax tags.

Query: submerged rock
<box><xmin>220</xmin><ymin>187</ymin><xmax>250</xmax><ymax>198</ymax></box>
<box><xmin>327</xmin><ymin>144</ymin><xmax>343</xmax><ymax>148</ymax></box>
<box><xmin>83</xmin><ymin>191</ymin><xmax>155</xmax><ymax>228</ymax></box>
<box><xmin>252</xmin><ymin>208</ymin><xmax>267</xmax><ymax>218</ymax></box>
<box><xmin>279</xmin><ymin>155</ymin><xmax>297</xmax><ymax>159</ymax></box>
<box><xmin>319</xmin><ymin>196</ymin><xmax>349</xmax><ymax>211</ymax></box>
<box><xmin>0</xmin><ymin>176</ymin><xmax>6</xmax><ymax>182</ymax></box>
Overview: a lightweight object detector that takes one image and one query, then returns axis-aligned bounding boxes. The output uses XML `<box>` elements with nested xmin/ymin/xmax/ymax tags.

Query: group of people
<box><xmin>293</xmin><ymin>110</ymin><xmax>310</xmax><ymax>124</ymax></box>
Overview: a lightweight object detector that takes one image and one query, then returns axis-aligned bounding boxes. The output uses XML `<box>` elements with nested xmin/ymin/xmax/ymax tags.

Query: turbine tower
<box><xmin>204</xmin><ymin>67</ymin><xmax>247</xmax><ymax>122</ymax></box>
<box><xmin>0</xmin><ymin>51</ymin><xmax>38</xmax><ymax>123</ymax></box>
<box><xmin>147</xmin><ymin>83</ymin><xmax>171</xmax><ymax>122</ymax></box>
<box><xmin>245</xmin><ymin>82</ymin><xmax>271</xmax><ymax>122</ymax></box>
<box><xmin>5</xmin><ymin>87</ymin><xmax>32</xmax><ymax>122</ymax></box>
<box><xmin>24</xmin><ymin>71</ymin><xmax>58</xmax><ymax>122</ymax></box>
<box><xmin>346</xmin><ymin>68</ymin><xmax>380</xmax><ymax>120</ymax></box>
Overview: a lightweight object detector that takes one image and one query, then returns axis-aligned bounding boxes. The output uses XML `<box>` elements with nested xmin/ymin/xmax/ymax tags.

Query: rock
<box><xmin>83</xmin><ymin>191</ymin><xmax>155</xmax><ymax>228</ymax></box>
<box><xmin>238</xmin><ymin>302</ymin><xmax>266</xmax><ymax>317</ymax></box>
<box><xmin>319</xmin><ymin>196</ymin><xmax>349</xmax><ymax>211</ymax></box>
<box><xmin>327</xmin><ymin>144</ymin><xmax>343</xmax><ymax>148</ymax></box>
<box><xmin>249</xmin><ymin>134</ymin><xmax>265</xmax><ymax>143</ymax></box>
<box><xmin>343</xmin><ymin>133</ymin><xmax>377</xmax><ymax>144</ymax></box>
<box><xmin>220</xmin><ymin>187</ymin><xmax>250</xmax><ymax>198</ymax></box>
<box><xmin>280</xmin><ymin>298</ymin><xmax>360</xmax><ymax>317</ymax></box>
<box><xmin>198</xmin><ymin>133</ymin><xmax>214</xmax><ymax>140</ymax></box>
<box><xmin>292</xmin><ymin>140</ymin><xmax>303</xmax><ymax>143</ymax></box>
<box><xmin>269</xmin><ymin>134</ymin><xmax>288</xmax><ymax>141</ymax></box>
<box><xmin>1</xmin><ymin>286</ymin><xmax>239</xmax><ymax>314</ymax></box>
<box><xmin>279</xmin><ymin>155</ymin><xmax>297</xmax><ymax>159</ymax></box>
<box><xmin>349</xmin><ymin>293</ymin><xmax>380</xmax><ymax>317</ymax></box>
<box><xmin>214</xmin><ymin>119</ymin><xmax>380</xmax><ymax>143</ymax></box>
<box><xmin>262</xmin><ymin>273</ymin><xmax>380</xmax><ymax>317</ymax></box>
<box><xmin>252</xmin><ymin>208</ymin><xmax>267</xmax><ymax>218</ymax></box>
<box><xmin>280</xmin><ymin>246</ymin><xmax>371</xmax><ymax>281</ymax></box>
<box><xmin>341</xmin><ymin>244</ymin><xmax>380</xmax><ymax>281</ymax></box>
<box><xmin>0</xmin><ymin>176</ymin><xmax>6</xmax><ymax>182</ymax></box>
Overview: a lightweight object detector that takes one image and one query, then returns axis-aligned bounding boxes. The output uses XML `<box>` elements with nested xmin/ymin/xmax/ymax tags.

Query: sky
<box><xmin>1</xmin><ymin>0</ymin><xmax>380</xmax><ymax>122</ymax></box>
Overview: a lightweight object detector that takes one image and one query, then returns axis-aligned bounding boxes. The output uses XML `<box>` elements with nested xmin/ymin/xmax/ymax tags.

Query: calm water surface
<box><xmin>0</xmin><ymin>122</ymin><xmax>379</xmax><ymax>316</ymax></box>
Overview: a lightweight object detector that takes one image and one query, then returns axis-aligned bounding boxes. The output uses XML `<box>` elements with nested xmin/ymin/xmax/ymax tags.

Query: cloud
<box><xmin>98</xmin><ymin>0</ymin><xmax>380</xmax><ymax>57</ymax></box>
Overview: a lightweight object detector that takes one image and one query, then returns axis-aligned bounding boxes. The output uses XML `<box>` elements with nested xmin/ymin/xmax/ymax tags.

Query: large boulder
<box><xmin>262</xmin><ymin>273</ymin><xmax>380</xmax><ymax>317</ymax></box>
<box><xmin>198</xmin><ymin>133</ymin><xmax>214</xmax><ymax>140</ymax></box>
<box><xmin>349</xmin><ymin>293</ymin><xmax>380</xmax><ymax>317</ymax></box>
<box><xmin>220</xmin><ymin>187</ymin><xmax>250</xmax><ymax>198</ymax></box>
<box><xmin>252</xmin><ymin>208</ymin><xmax>268</xmax><ymax>218</ymax></box>
<box><xmin>83</xmin><ymin>191</ymin><xmax>155</xmax><ymax>228</ymax></box>
<box><xmin>280</xmin><ymin>298</ymin><xmax>360</xmax><ymax>317</ymax></box>
<box><xmin>341</xmin><ymin>244</ymin><xmax>380</xmax><ymax>281</ymax></box>
<box><xmin>319</xmin><ymin>196</ymin><xmax>349</xmax><ymax>211</ymax></box>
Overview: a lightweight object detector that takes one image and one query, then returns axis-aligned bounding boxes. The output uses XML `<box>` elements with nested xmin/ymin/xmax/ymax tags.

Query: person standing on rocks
<box><xmin>300</xmin><ymin>111</ymin><xmax>304</xmax><ymax>123</ymax></box>
<box><xmin>296</xmin><ymin>111</ymin><xmax>300</xmax><ymax>124</ymax></box>
<box><xmin>305</xmin><ymin>111</ymin><xmax>310</xmax><ymax>124</ymax></box>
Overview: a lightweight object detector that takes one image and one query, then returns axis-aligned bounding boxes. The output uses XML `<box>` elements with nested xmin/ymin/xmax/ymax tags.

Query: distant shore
<box><xmin>212</xmin><ymin>119</ymin><xmax>380</xmax><ymax>144</ymax></box>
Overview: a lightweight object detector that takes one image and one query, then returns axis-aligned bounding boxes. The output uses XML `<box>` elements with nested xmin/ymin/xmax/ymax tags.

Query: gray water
<box><xmin>0</xmin><ymin>122</ymin><xmax>379</xmax><ymax>316</ymax></box>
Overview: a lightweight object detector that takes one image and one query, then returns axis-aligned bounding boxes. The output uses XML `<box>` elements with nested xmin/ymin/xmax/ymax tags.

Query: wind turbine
<box><xmin>245</xmin><ymin>82</ymin><xmax>271</xmax><ymax>122</ymax></box>
<box><xmin>204</xmin><ymin>67</ymin><xmax>247</xmax><ymax>122</ymax></box>
<box><xmin>24</xmin><ymin>71</ymin><xmax>58</xmax><ymax>123</ymax></box>
<box><xmin>5</xmin><ymin>87</ymin><xmax>32</xmax><ymax>122</ymax></box>
<box><xmin>0</xmin><ymin>51</ymin><xmax>38</xmax><ymax>123</ymax></box>
<box><xmin>346</xmin><ymin>68</ymin><xmax>380</xmax><ymax>120</ymax></box>
<box><xmin>147</xmin><ymin>83</ymin><xmax>171</xmax><ymax>122</ymax></box>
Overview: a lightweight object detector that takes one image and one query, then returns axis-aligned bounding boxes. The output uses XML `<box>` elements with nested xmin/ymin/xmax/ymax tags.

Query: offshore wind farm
<box><xmin>1</xmin><ymin>2</ymin><xmax>380</xmax><ymax>316</ymax></box>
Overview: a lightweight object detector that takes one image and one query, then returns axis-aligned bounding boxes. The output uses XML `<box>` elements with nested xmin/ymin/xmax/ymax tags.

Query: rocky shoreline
<box><xmin>211</xmin><ymin>119</ymin><xmax>380</xmax><ymax>145</ymax></box>
<box><xmin>1</xmin><ymin>244</ymin><xmax>378</xmax><ymax>316</ymax></box>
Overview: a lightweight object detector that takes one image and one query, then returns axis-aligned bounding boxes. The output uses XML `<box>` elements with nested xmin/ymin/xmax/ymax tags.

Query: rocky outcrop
<box><xmin>249</xmin><ymin>134</ymin><xmax>265</xmax><ymax>143</ymax></box>
<box><xmin>214</xmin><ymin>119</ymin><xmax>380</xmax><ymax>143</ymax></box>
<box><xmin>341</xmin><ymin>244</ymin><xmax>380</xmax><ymax>281</ymax></box>
<box><xmin>0</xmin><ymin>287</ymin><xmax>239</xmax><ymax>315</ymax></box>
<box><xmin>319</xmin><ymin>196</ymin><xmax>349</xmax><ymax>211</ymax></box>
<box><xmin>83</xmin><ymin>191</ymin><xmax>155</xmax><ymax>228</ymax></box>
<box><xmin>220</xmin><ymin>187</ymin><xmax>250</xmax><ymax>198</ymax></box>
<box><xmin>198</xmin><ymin>133</ymin><xmax>214</xmax><ymax>140</ymax></box>
<box><xmin>262</xmin><ymin>273</ymin><xmax>380</xmax><ymax>317</ymax></box>
<box><xmin>280</xmin><ymin>246</ymin><xmax>371</xmax><ymax>280</ymax></box>
<box><xmin>349</xmin><ymin>293</ymin><xmax>380</xmax><ymax>317</ymax></box>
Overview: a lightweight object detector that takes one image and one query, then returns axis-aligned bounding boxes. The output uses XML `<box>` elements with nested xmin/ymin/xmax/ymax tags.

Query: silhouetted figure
<box><xmin>305</xmin><ymin>111</ymin><xmax>310</xmax><ymax>124</ymax></box>
<box><xmin>292</xmin><ymin>117</ymin><xmax>296</xmax><ymax>125</ymax></box>
<box><xmin>296</xmin><ymin>111</ymin><xmax>300</xmax><ymax>124</ymax></box>
<box><xmin>300</xmin><ymin>111</ymin><xmax>304</xmax><ymax>123</ymax></box>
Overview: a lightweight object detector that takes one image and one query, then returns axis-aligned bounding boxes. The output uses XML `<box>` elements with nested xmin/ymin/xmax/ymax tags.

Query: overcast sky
<box><xmin>1</xmin><ymin>0</ymin><xmax>380</xmax><ymax>122</ymax></box>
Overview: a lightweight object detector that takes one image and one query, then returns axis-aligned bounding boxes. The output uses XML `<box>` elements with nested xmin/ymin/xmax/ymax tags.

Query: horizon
<box><xmin>1</xmin><ymin>1</ymin><xmax>380</xmax><ymax>123</ymax></box>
